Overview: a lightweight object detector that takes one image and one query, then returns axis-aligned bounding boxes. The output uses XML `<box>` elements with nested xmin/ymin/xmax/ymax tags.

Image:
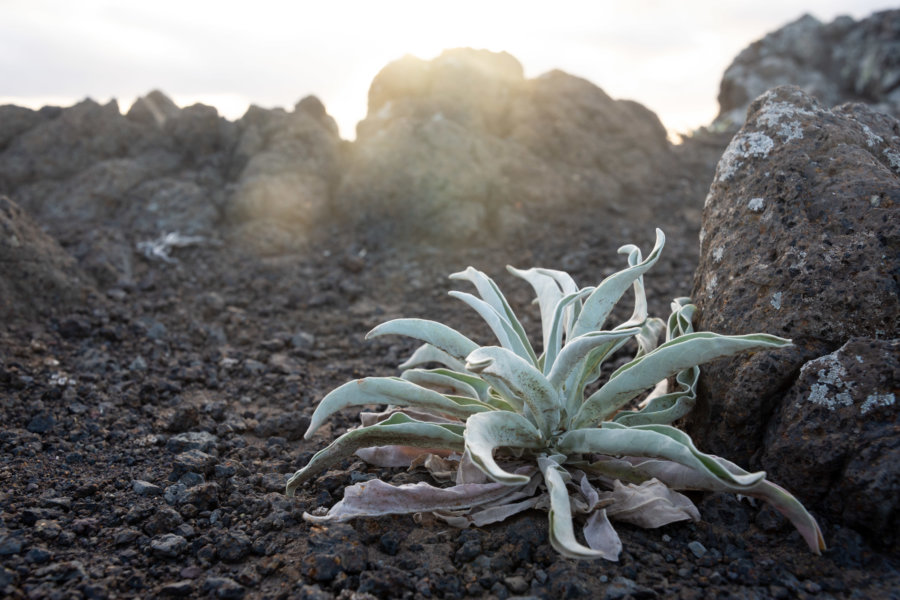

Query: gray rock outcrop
<box><xmin>0</xmin><ymin>90</ymin><xmax>343</xmax><ymax>277</ymax></box>
<box><xmin>0</xmin><ymin>195</ymin><xmax>96</xmax><ymax>322</ymax></box>
<box><xmin>716</xmin><ymin>10</ymin><xmax>900</xmax><ymax>127</ymax></box>
<box><xmin>225</xmin><ymin>97</ymin><xmax>342</xmax><ymax>254</ymax></box>
<box><xmin>690</xmin><ymin>86</ymin><xmax>899</xmax><ymax>543</ymax></box>
<box><xmin>337</xmin><ymin>48</ymin><xmax>672</xmax><ymax>245</ymax></box>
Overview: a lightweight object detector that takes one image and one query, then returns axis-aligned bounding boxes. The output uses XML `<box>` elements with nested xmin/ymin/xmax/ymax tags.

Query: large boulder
<box><xmin>225</xmin><ymin>97</ymin><xmax>343</xmax><ymax>253</ymax></box>
<box><xmin>689</xmin><ymin>86</ymin><xmax>899</xmax><ymax>543</ymax></box>
<box><xmin>716</xmin><ymin>10</ymin><xmax>900</xmax><ymax>127</ymax></box>
<box><xmin>0</xmin><ymin>195</ymin><xmax>96</xmax><ymax>323</ymax></box>
<box><xmin>337</xmin><ymin>48</ymin><xmax>671</xmax><ymax>245</ymax></box>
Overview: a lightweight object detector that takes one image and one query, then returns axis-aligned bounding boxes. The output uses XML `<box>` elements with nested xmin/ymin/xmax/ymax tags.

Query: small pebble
<box><xmin>688</xmin><ymin>540</ymin><xmax>707</xmax><ymax>558</ymax></box>
<box><xmin>150</xmin><ymin>534</ymin><xmax>187</xmax><ymax>558</ymax></box>
<box><xmin>132</xmin><ymin>480</ymin><xmax>164</xmax><ymax>497</ymax></box>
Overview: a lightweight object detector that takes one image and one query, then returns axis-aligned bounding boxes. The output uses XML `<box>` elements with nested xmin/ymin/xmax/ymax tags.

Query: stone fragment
<box><xmin>150</xmin><ymin>533</ymin><xmax>187</xmax><ymax>558</ymax></box>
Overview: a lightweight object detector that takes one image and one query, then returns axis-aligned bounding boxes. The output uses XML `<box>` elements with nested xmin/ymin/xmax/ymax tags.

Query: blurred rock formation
<box><xmin>339</xmin><ymin>49</ymin><xmax>672</xmax><ymax>245</ymax></box>
<box><xmin>715</xmin><ymin>10</ymin><xmax>900</xmax><ymax>128</ymax></box>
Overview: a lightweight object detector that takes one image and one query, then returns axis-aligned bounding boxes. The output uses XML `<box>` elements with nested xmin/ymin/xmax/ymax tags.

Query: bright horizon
<box><xmin>1</xmin><ymin>1</ymin><xmax>895</xmax><ymax>139</ymax></box>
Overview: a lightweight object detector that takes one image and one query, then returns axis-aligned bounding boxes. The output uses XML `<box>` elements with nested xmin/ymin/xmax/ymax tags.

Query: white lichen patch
<box><xmin>712</xmin><ymin>246</ymin><xmax>725</xmax><ymax>263</ymax></box>
<box><xmin>770</xmin><ymin>292</ymin><xmax>782</xmax><ymax>310</ymax></box>
<box><xmin>883</xmin><ymin>148</ymin><xmax>900</xmax><ymax>172</ymax></box>
<box><xmin>748</xmin><ymin>197</ymin><xmax>766</xmax><ymax>212</ymax></box>
<box><xmin>860</xmin><ymin>393</ymin><xmax>896</xmax><ymax>415</ymax></box>
<box><xmin>855</xmin><ymin>355</ymin><xmax>864</xmax><ymax>364</ymax></box>
<box><xmin>755</xmin><ymin>100</ymin><xmax>814</xmax><ymax>142</ymax></box>
<box><xmin>704</xmin><ymin>191</ymin><xmax>714</xmax><ymax>208</ymax></box>
<box><xmin>705</xmin><ymin>274</ymin><xmax>718</xmax><ymax>294</ymax></box>
<box><xmin>860</xmin><ymin>123</ymin><xmax>884</xmax><ymax>148</ymax></box>
<box><xmin>715</xmin><ymin>132</ymin><xmax>775</xmax><ymax>182</ymax></box>
<box><xmin>805</xmin><ymin>355</ymin><xmax>854</xmax><ymax>410</ymax></box>
<box><xmin>778</xmin><ymin>122</ymin><xmax>804</xmax><ymax>142</ymax></box>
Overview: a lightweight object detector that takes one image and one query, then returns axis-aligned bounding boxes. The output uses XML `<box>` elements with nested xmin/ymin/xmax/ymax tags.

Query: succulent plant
<box><xmin>285</xmin><ymin>229</ymin><xmax>825</xmax><ymax>559</ymax></box>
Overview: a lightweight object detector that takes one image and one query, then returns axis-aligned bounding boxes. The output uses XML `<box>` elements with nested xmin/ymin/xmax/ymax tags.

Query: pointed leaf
<box><xmin>547</xmin><ymin>329</ymin><xmax>640</xmax><ymax>393</ymax></box>
<box><xmin>538</xmin><ymin>457</ymin><xmax>608</xmax><ymax>559</ymax></box>
<box><xmin>451</xmin><ymin>267</ymin><xmax>537</xmax><ymax>364</ymax></box>
<box><xmin>355</xmin><ymin>445</ymin><xmax>446</xmax><ymax>467</ymax></box>
<box><xmin>367</xmin><ymin>318</ymin><xmax>478</xmax><ymax>364</ymax></box>
<box><xmin>464</xmin><ymin>411</ymin><xmax>544</xmax><ymax>485</ymax></box>
<box><xmin>507</xmin><ymin>266</ymin><xmax>579</xmax><ymax>351</ymax></box>
<box><xmin>634</xmin><ymin>317</ymin><xmax>665</xmax><ymax>358</ymax></box>
<box><xmin>613</xmin><ymin>366</ymin><xmax>699</xmax><ymax>426</ymax></box>
<box><xmin>305</xmin><ymin>377</ymin><xmax>490</xmax><ymax>438</ymax></box>
<box><xmin>571</xmin><ymin>229</ymin><xmax>665</xmax><ymax>337</ymax></box>
<box><xmin>572</xmin><ymin>332</ymin><xmax>791</xmax><ymax>428</ymax></box>
<box><xmin>543</xmin><ymin>287</ymin><xmax>596</xmax><ymax>374</ymax></box>
<box><xmin>448</xmin><ymin>291</ymin><xmax>535</xmax><ymax>363</ymax></box>
<box><xmin>583</xmin><ymin>509</ymin><xmax>622</xmax><ymax>560</ymax></box>
<box><xmin>401</xmin><ymin>368</ymin><xmax>492</xmax><ymax>403</ymax></box>
<box><xmin>557</xmin><ymin>422</ymin><xmax>766</xmax><ymax>489</ymax></box>
<box><xmin>359</xmin><ymin>407</ymin><xmax>461</xmax><ymax>427</ymax></box>
<box><xmin>286</xmin><ymin>413</ymin><xmax>464</xmax><ymax>496</ymax></box>
<box><xmin>398</xmin><ymin>343</ymin><xmax>467</xmax><ymax>372</ymax></box>
<box><xmin>303</xmin><ymin>479</ymin><xmax>515</xmax><ymax>523</ymax></box>
<box><xmin>466</xmin><ymin>346</ymin><xmax>560</xmax><ymax>436</ymax></box>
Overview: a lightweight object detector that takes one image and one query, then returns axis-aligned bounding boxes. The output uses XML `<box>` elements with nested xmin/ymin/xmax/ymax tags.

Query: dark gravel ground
<box><xmin>2</xmin><ymin>136</ymin><xmax>899</xmax><ymax>600</ymax></box>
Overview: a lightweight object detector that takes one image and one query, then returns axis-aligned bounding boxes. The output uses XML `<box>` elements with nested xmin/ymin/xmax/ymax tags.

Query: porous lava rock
<box><xmin>0</xmin><ymin>195</ymin><xmax>95</xmax><ymax>323</ymax></box>
<box><xmin>762</xmin><ymin>338</ymin><xmax>899</xmax><ymax>544</ymax></box>
<box><xmin>337</xmin><ymin>48</ymin><xmax>672</xmax><ymax>245</ymax></box>
<box><xmin>689</xmin><ymin>86</ymin><xmax>899</xmax><ymax>542</ymax></box>
<box><xmin>716</xmin><ymin>10</ymin><xmax>900</xmax><ymax>127</ymax></box>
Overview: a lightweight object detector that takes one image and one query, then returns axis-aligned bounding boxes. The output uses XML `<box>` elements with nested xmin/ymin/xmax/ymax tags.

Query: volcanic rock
<box><xmin>716</xmin><ymin>10</ymin><xmax>900</xmax><ymax>127</ymax></box>
<box><xmin>689</xmin><ymin>86</ymin><xmax>899</xmax><ymax>541</ymax></box>
<box><xmin>763</xmin><ymin>338</ymin><xmax>899</xmax><ymax>543</ymax></box>
<box><xmin>337</xmin><ymin>48</ymin><xmax>672</xmax><ymax>245</ymax></box>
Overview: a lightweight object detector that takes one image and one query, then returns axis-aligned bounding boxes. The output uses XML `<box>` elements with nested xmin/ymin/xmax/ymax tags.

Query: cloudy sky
<box><xmin>1</xmin><ymin>1</ymin><xmax>894</xmax><ymax>139</ymax></box>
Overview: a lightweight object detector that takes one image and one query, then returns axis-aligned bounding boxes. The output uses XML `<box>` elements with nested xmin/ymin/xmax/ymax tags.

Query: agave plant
<box><xmin>285</xmin><ymin>229</ymin><xmax>825</xmax><ymax>559</ymax></box>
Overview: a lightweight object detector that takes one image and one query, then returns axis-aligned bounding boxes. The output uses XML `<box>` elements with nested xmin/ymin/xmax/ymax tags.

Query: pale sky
<box><xmin>1</xmin><ymin>0</ymin><xmax>895</xmax><ymax>139</ymax></box>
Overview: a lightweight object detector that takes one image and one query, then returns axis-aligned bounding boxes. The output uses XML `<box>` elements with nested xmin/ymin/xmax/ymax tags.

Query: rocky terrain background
<box><xmin>1</xmin><ymin>9</ymin><xmax>898</xmax><ymax>600</ymax></box>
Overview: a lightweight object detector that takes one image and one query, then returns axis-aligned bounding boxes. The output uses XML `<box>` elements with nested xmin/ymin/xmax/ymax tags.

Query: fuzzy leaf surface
<box><xmin>464</xmin><ymin>411</ymin><xmax>544</xmax><ymax>485</ymax></box>
<box><xmin>305</xmin><ymin>377</ymin><xmax>491</xmax><ymax>438</ymax></box>
<box><xmin>286</xmin><ymin>413</ymin><xmax>464</xmax><ymax>495</ymax></box>
<box><xmin>466</xmin><ymin>346</ymin><xmax>560</xmax><ymax>436</ymax></box>
<box><xmin>557</xmin><ymin>423</ymin><xmax>766</xmax><ymax>489</ymax></box>
<box><xmin>367</xmin><ymin>318</ymin><xmax>478</xmax><ymax>364</ymax></box>
<box><xmin>616</xmin><ymin>456</ymin><xmax>825</xmax><ymax>553</ymax></box>
<box><xmin>571</xmin><ymin>229</ymin><xmax>665</xmax><ymax>337</ymax></box>
<box><xmin>401</xmin><ymin>368</ymin><xmax>492</xmax><ymax>403</ymax></box>
<box><xmin>572</xmin><ymin>332</ymin><xmax>791</xmax><ymax>428</ymax></box>
<box><xmin>450</xmin><ymin>267</ymin><xmax>536</xmax><ymax>364</ymax></box>
<box><xmin>538</xmin><ymin>457</ymin><xmax>609</xmax><ymax>559</ymax></box>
